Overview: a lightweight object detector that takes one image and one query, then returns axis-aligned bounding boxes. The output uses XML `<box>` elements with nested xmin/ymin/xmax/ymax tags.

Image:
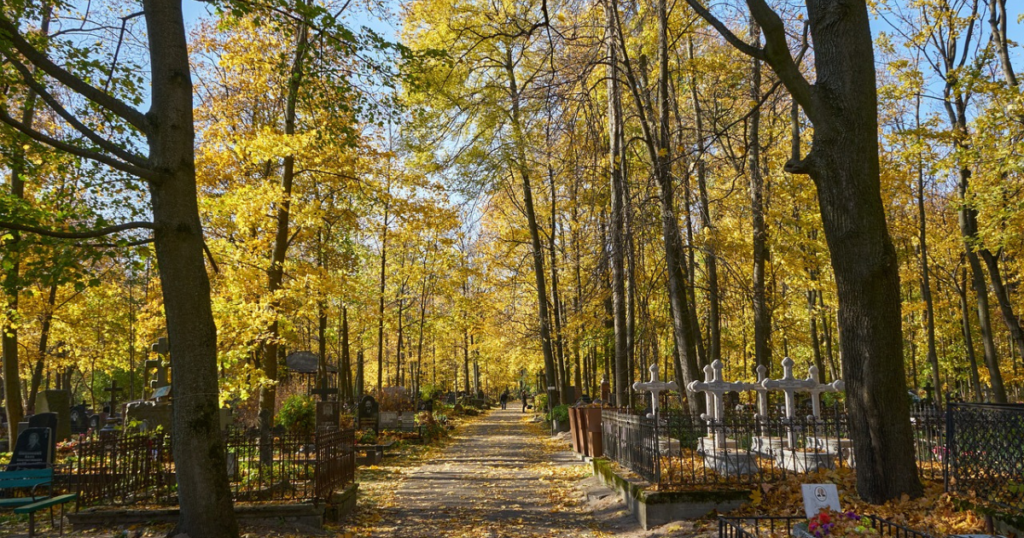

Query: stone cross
<box><xmin>311</xmin><ymin>377</ymin><xmax>338</xmax><ymax>402</ymax></box>
<box><xmin>762</xmin><ymin>357</ymin><xmax>816</xmax><ymax>446</ymax></box>
<box><xmin>754</xmin><ymin>365</ymin><xmax>769</xmax><ymax>419</ymax></box>
<box><xmin>804</xmin><ymin>365</ymin><xmax>844</xmax><ymax>420</ymax></box>
<box><xmin>761</xmin><ymin>357</ymin><xmax>816</xmax><ymax>420</ymax></box>
<box><xmin>687</xmin><ymin>360</ymin><xmax>759</xmax><ymax>450</ymax></box>
<box><xmin>633</xmin><ymin>364</ymin><xmax>677</xmax><ymax>419</ymax></box>
<box><xmin>151</xmin><ymin>337</ymin><xmax>169</xmax><ymax>355</ymax></box>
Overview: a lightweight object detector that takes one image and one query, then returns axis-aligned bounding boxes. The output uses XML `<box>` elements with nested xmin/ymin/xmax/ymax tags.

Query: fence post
<box><xmin>943</xmin><ymin>402</ymin><xmax>953</xmax><ymax>492</ymax></box>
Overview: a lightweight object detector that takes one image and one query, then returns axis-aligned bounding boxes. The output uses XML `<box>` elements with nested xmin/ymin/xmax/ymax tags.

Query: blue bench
<box><xmin>0</xmin><ymin>468</ymin><xmax>77</xmax><ymax>536</ymax></box>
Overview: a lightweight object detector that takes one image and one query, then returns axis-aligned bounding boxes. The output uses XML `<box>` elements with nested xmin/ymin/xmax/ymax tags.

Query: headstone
<box><xmin>125</xmin><ymin>401</ymin><xmax>173</xmax><ymax>432</ymax></box>
<box><xmin>633</xmin><ymin>364</ymin><xmax>678</xmax><ymax>419</ymax></box>
<box><xmin>357</xmin><ymin>395</ymin><xmax>379</xmax><ymax>434</ymax></box>
<box><xmin>7</xmin><ymin>427</ymin><xmax>53</xmax><ymax>470</ymax></box>
<box><xmin>27</xmin><ymin>413</ymin><xmax>58</xmax><ymax>463</ymax></box>
<box><xmin>34</xmin><ymin>390</ymin><xmax>71</xmax><ymax>441</ymax></box>
<box><xmin>801</xmin><ymin>484</ymin><xmax>841</xmax><ymax>519</ymax></box>
<box><xmin>69</xmin><ymin>403</ymin><xmax>90</xmax><ymax>434</ymax></box>
<box><xmin>317</xmin><ymin>400</ymin><xmax>340</xmax><ymax>431</ymax></box>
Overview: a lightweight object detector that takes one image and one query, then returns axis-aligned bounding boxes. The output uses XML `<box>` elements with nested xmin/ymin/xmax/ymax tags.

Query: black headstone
<box><xmin>70</xmin><ymin>404</ymin><xmax>90</xmax><ymax>434</ymax></box>
<box><xmin>28</xmin><ymin>412</ymin><xmax>58</xmax><ymax>462</ymax></box>
<box><xmin>7</xmin><ymin>427</ymin><xmax>53</xmax><ymax>470</ymax></box>
<box><xmin>358</xmin><ymin>395</ymin><xmax>379</xmax><ymax>418</ymax></box>
<box><xmin>316</xmin><ymin>401</ymin><xmax>340</xmax><ymax>431</ymax></box>
<box><xmin>417</xmin><ymin>399</ymin><xmax>434</xmax><ymax>412</ymax></box>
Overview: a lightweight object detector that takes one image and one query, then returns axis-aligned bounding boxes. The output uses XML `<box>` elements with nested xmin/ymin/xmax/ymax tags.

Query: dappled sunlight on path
<box><xmin>345</xmin><ymin>408</ymin><xmax>603</xmax><ymax>537</ymax></box>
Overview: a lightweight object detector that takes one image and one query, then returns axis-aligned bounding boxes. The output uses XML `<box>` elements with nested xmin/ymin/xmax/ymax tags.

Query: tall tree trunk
<box><xmin>687</xmin><ymin>0</ymin><xmax>923</xmax><ymax>501</ymax></box>
<box><xmin>915</xmin><ymin>96</ymin><xmax>941</xmax><ymax>404</ymax></box>
<box><xmin>376</xmin><ymin>200</ymin><xmax>390</xmax><ymax>394</ymax></box>
<box><xmin>505</xmin><ymin>50</ymin><xmax>557</xmax><ymax>410</ymax></box>
<box><xmin>548</xmin><ymin>167</ymin><xmax>569</xmax><ymax>401</ymax></box>
<box><xmin>260</xmin><ymin>19</ymin><xmax>309</xmax><ymax>446</ymax></box>
<box><xmin>957</xmin><ymin>268</ymin><xmax>982</xmax><ymax>400</ymax></box>
<box><xmin>606</xmin><ymin>7</ymin><xmax>629</xmax><ymax>407</ymax></box>
<box><xmin>688</xmin><ymin>42</ymin><xmax>720</xmax><ymax>366</ymax></box>
<box><xmin>1</xmin><ymin>8</ymin><xmax>49</xmax><ymax>444</ymax></box>
<box><xmin>145</xmin><ymin>1</ymin><xmax>239</xmax><ymax>534</ymax></box>
<box><xmin>341</xmin><ymin>306</ymin><xmax>352</xmax><ymax>401</ymax></box>
<box><xmin>27</xmin><ymin>283</ymin><xmax>58</xmax><ymax>413</ymax></box>
<box><xmin>748</xmin><ymin>21</ymin><xmax>771</xmax><ymax>373</ymax></box>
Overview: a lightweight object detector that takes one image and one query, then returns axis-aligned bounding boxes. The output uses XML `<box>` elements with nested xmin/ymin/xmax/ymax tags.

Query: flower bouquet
<box><xmin>794</xmin><ymin>509</ymin><xmax>880</xmax><ymax>538</ymax></box>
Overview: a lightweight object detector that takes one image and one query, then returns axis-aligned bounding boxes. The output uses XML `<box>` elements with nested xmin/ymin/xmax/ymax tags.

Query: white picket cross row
<box><xmin>633</xmin><ymin>363</ymin><xmax>678</xmax><ymax>419</ymax></box>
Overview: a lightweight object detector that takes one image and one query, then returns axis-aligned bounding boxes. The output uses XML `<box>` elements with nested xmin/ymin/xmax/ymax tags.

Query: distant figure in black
<box><xmin>521</xmin><ymin>389</ymin><xmax>529</xmax><ymax>413</ymax></box>
<box><xmin>500</xmin><ymin>389</ymin><xmax>509</xmax><ymax>410</ymax></box>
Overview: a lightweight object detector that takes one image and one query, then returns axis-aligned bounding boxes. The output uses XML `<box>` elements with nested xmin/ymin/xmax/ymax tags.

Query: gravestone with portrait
<box><xmin>7</xmin><ymin>427</ymin><xmax>53</xmax><ymax>470</ymax></box>
<box><xmin>69</xmin><ymin>403</ymin><xmax>90</xmax><ymax>434</ymax></box>
<box><xmin>357</xmin><ymin>395</ymin><xmax>380</xmax><ymax>434</ymax></box>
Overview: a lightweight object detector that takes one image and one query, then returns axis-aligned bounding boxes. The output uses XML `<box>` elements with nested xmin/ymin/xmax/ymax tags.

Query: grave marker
<box><xmin>633</xmin><ymin>364</ymin><xmax>677</xmax><ymax>419</ymax></box>
<box><xmin>7</xmin><ymin>427</ymin><xmax>53</xmax><ymax>471</ymax></box>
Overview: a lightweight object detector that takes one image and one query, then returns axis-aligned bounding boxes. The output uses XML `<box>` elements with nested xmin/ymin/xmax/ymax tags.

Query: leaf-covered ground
<box><xmin>335</xmin><ymin>408</ymin><xmax>605</xmax><ymax>537</ymax></box>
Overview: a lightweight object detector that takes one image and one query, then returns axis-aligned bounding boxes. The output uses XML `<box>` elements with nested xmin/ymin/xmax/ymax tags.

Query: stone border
<box><xmin>591</xmin><ymin>457</ymin><xmax>750</xmax><ymax>529</ymax></box>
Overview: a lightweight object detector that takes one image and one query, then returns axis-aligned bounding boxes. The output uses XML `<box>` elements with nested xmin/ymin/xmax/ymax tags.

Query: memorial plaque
<box><xmin>7</xmin><ymin>427</ymin><xmax>53</xmax><ymax>470</ymax></box>
<box><xmin>317</xmin><ymin>401</ymin><xmax>340</xmax><ymax>431</ymax></box>
<box><xmin>801</xmin><ymin>484</ymin><xmax>841</xmax><ymax>519</ymax></box>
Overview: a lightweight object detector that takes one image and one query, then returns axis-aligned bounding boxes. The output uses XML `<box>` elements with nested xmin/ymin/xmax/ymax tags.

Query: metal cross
<box><xmin>311</xmin><ymin>376</ymin><xmax>338</xmax><ymax>402</ymax></box>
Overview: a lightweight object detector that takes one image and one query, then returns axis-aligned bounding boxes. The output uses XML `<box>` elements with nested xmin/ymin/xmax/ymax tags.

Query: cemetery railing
<box><xmin>73</xmin><ymin>427</ymin><xmax>356</xmax><ymax>508</ymax></box>
<box><xmin>601</xmin><ymin>405</ymin><xmax>945</xmax><ymax>488</ymax></box>
<box><xmin>718</xmin><ymin>515</ymin><xmax>935</xmax><ymax>538</ymax></box>
<box><xmin>944</xmin><ymin>402</ymin><xmax>1024</xmax><ymax>516</ymax></box>
<box><xmin>600</xmin><ymin>410</ymin><xmax>660</xmax><ymax>483</ymax></box>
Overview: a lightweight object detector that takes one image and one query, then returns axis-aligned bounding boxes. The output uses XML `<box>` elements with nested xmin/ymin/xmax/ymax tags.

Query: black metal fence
<box><xmin>719</xmin><ymin>515</ymin><xmax>935</xmax><ymax>538</ymax></box>
<box><xmin>601</xmin><ymin>403</ymin><xmax>946</xmax><ymax>488</ymax></box>
<box><xmin>73</xmin><ymin>428</ymin><xmax>356</xmax><ymax>508</ymax></box>
<box><xmin>945</xmin><ymin>402</ymin><xmax>1024</xmax><ymax>515</ymax></box>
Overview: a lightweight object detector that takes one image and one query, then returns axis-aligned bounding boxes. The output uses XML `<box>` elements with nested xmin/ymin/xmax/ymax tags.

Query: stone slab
<box><xmin>591</xmin><ymin>457</ymin><xmax>750</xmax><ymax>530</ymax></box>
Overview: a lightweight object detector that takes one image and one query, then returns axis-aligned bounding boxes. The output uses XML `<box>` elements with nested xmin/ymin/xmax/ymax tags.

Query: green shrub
<box><xmin>549</xmin><ymin>404</ymin><xmax>569</xmax><ymax>423</ymax></box>
<box><xmin>534</xmin><ymin>393</ymin><xmax>548</xmax><ymax>413</ymax></box>
<box><xmin>276</xmin><ymin>394</ymin><xmax>315</xmax><ymax>437</ymax></box>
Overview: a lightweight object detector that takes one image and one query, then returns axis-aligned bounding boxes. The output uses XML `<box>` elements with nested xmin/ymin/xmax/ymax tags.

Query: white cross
<box><xmin>687</xmin><ymin>360</ymin><xmax>758</xmax><ymax>448</ymax></box>
<box><xmin>633</xmin><ymin>363</ymin><xmax>677</xmax><ymax>419</ymax></box>
<box><xmin>754</xmin><ymin>364</ymin><xmax>770</xmax><ymax>419</ymax></box>
<box><xmin>804</xmin><ymin>365</ymin><xmax>844</xmax><ymax>420</ymax></box>
<box><xmin>762</xmin><ymin>357</ymin><xmax>817</xmax><ymax>446</ymax></box>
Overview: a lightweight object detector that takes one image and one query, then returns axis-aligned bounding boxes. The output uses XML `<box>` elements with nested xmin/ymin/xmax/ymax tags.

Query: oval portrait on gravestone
<box><xmin>814</xmin><ymin>486</ymin><xmax>828</xmax><ymax>503</ymax></box>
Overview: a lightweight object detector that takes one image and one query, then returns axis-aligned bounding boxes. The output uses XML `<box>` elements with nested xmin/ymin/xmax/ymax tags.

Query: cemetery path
<box><xmin>345</xmin><ymin>408</ymin><xmax>602</xmax><ymax>537</ymax></box>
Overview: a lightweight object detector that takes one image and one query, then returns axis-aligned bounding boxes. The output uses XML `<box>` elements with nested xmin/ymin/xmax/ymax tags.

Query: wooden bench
<box><xmin>0</xmin><ymin>468</ymin><xmax>54</xmax><ymax>509</ymax></box>
<box><xmin>0</xmin><ymin>468</ymin><xmax>77</xmax><ymax>537</ymax></box>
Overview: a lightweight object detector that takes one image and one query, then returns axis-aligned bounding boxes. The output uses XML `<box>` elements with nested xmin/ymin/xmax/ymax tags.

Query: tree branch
<box><xmin>5</xmin><ymin>54</ymin><xmax>151</xmax><ymax>169</ymax></box>
<box><xmin>683</xmin><ymin>0</ymin><xmax>765</xmax><ymax>60</ymax></box>
<box><xmin>0</xmin><ymin>104</ymin><xmax>158</xmax><ymax>181</ymax></box>
<box><xmin>745</xmin><ymin>0</ymin><xmax>816</xmax><ymax>119</ymax></box>
<box><xmin>0</xmin><ymin>220</ymin><xmax>158</xmax><ymax>239</ymax></box>
<box><xmin>0</xmin><ymin>15</ymin><xmax>150</xmax><ymax>134</ymax></box>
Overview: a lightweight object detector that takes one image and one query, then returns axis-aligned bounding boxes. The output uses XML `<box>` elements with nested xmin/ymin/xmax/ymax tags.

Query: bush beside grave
<box><xmin>276</xmin><ymin>394</ymin><xmax>315</xmax><ymax>437</ymax></box>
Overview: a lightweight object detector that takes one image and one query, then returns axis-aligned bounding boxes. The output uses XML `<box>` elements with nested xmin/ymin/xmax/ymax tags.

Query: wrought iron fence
<box><xmin>601</xmin><ymin>402</ymin><xmax>946</xmax><ymax>487</ymax></box>
<box><xmin>719</xmin><ymin>515</ymin><xmax>934</xmax><ymax>538</ymax></box>
<box><xmin>73</xmin><ymin>428</ymin><xmax>356</xmax><ymax>508</ymax></box>
<box><xmin>600</xmin><ymin>411</ymin><xmax>660</xmax><ymax>483</ymax></box>
<box><xmin>945</xmin><ymin>402</ymin><xmax>1024</xmax><ymax>515</ymax></box>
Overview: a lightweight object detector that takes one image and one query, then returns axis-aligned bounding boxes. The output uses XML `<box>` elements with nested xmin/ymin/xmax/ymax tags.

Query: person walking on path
<box><xmin>521</xmin><ymin>389</ymin><xmax>529</xmax><ymax>413</ymax></box>
<box><xmin>500</xmin><ymin>389</ymin><xmax>509</xmax><ymax>409</ymax></box>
